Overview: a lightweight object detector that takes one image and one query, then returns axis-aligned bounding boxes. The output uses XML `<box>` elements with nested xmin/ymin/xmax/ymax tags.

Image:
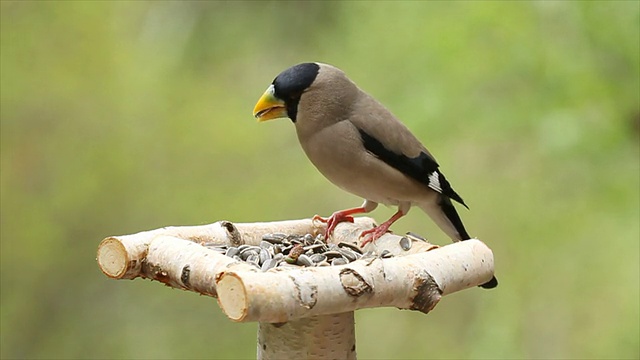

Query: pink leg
<box><xmin>360</xmin><ymin>210</ymin><xmax>405</xmax><ymax>247</ymax></box>
<box><xmin>313</xmin><ymin>206</ymin><xmax>368</xmax><ymax>240</ymax></box>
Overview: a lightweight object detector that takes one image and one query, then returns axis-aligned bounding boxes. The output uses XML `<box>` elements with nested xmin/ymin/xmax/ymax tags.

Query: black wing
<box><xmin>358</xmin><ymin>128</ymin><xmax>468</xmax><ymax>208</ymax></box>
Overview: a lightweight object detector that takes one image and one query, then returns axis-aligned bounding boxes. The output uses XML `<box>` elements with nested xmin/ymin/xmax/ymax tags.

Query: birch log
<box><xmin>216</xmin><ymin>238</ymin><xmax>493</xmax><ymax>322</ymax></box>
<box><xmin>141</xmin><ymin>235</ymin><xmax>257</xmax><ymax>296</ymax></box>
<box><xmin>96</xmin><ymin>217</ymin><xmax>376</xmax><ymax>279</ymax></box>
<box><xmin>96</xmin><ymin>218</ymin><xmax>495</xmax><ymax>318</ymax></box>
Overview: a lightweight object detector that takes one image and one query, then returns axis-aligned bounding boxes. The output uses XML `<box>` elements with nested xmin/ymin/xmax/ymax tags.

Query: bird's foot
<box><xmin>359</xmin><ymin>224</ymin><xmax>392</xmax><ymax>247</ymax></box>
<box><xmin>359</xmin><ymin>209</ymin><xmax>405</xmax><ymax>247</ymax></box>
<box><xmin>314</xmin><ymin>212</ymin><xmax>355</xmax><ymax>239</ymax></box>
<box><xmin>312</xmin><ymin>210</ymin><xmax>358</xmax><ymax>240</ymax></box>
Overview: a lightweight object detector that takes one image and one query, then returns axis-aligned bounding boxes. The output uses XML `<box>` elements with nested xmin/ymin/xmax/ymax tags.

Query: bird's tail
<box><xmin>418</xmin><ymin>195</ymin><xmax>470</xmax><ymax>241</ymax></box>
<box><xmin>418</xmin><ymin>195</ymin><xmax>498</xmax><ymax>289</ymax></box>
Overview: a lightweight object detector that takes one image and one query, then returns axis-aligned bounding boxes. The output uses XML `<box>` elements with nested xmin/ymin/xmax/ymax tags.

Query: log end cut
<box><xmin>96</xmin><ymin>237</ymin><xmax>129</xmax><ymax>279</ymax></box>
<box><xmin>216</xmin><ymin>273</ymin><xmax>248</xmax><ymax>322</ymax></box>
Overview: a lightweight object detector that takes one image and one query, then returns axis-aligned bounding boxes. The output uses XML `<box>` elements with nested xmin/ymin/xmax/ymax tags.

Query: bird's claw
<box><xmin>359</xmin><ymin>225</ymin><xmax>391</xmax><ymax>247</ymax></box>
<box><xmin>313</xmin><ymin>212</ymin><xmax>355</xmax><ymax>240</ymax></box>
<box><xmin>312</xmin><ymin>214</ymin><xmax>329</xmax><ymax>223</ymax></box>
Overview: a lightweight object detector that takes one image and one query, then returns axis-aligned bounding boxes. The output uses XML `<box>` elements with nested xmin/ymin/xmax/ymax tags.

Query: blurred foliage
<box><xmin>1</xmin><ymin>1</ymin><xmax>638</xmax><ymax>359</ymax></box>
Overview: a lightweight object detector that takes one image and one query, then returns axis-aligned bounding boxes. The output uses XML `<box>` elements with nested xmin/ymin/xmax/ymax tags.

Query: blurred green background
<box><xmin>1</xmin><ymin>1</ymin><xmax>638</xmax><ymax>359</ymax></box>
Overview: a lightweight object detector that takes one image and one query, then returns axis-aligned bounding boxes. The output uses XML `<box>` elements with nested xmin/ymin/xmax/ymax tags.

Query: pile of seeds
<box><xmin>204</xmin><ymin>233</ymin><xmax>393</xmax><ymax>272</ymax></box>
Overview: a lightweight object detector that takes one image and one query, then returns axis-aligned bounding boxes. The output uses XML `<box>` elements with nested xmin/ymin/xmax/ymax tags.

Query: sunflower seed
<box><xmin>259</xmin><ymin>248</ymin><xmax>272</xmax><ymax>263</ymax></box>
<box><xmin>240</xmin><ymin>249</ymin><xmax>255</xmax><ymax>260</ymax></box>
<box><xmin>225</xmin><ymin>247</ymin><xmax>239</xmax><ymax>257</ymax></box>
<box><xmin>338</xmin><ymin>242</ymin><xmax>363</xmax><ymax>254</ymax></box>
<box><xmin>399</xmin><ymin>236</ymin><xmax>412</xmax><ymax>251</ymax></box>
<box><xmin>304</xmin><ymin>244</ymin><xmax>326</xmax><ymax>253</ymax></box>
<box><xmin>406</xmin><ymin>232</ymin><xmax>427</xmax><ymax>242</ymax></box>
<box><xmin>238</xmin><ymin>244</ymin><xmax>251</xmax><ymax>250</ymax></box>
<box><xmin>220</xmin><ymin>231</ymin><xmax>384</xmax><ymax>269</ymax></box>
<box><xmin>204</xmin><ymin>243</ymin><xmax>227</xmax><ymax>251</ymax></box>
<box><xmin>297</xmin><ymin>254</ymin><xmax>313</xmax><ymax>267</ymax></box>
<box><xmin>310</xmin><ymin>253</ymin><xmax>327</xmax><ymax>263</ymax></box>
<box><xmin>303</xmin><ymin>234</ymin><xmax>314</xmax><ymax>244</ymax></box>
<box><xmin>331</xmin><ymin>257</ymin><xmax>348</xmax><ymax>266</ymax></box>
<box><xmin>339</xmin><ymin>248</ymin><xmax>358</xmax><ymax>262</ymax></box>
<box><xmin>262</xmin><ymin>233</ymin><xmax>286</xmax><ymax>244</ymax></box>
<box><xmin>323</xmin><ymin>250</ymin><xmax>343</xmax><ymax>259</ymax></box>
<box><xmin>247</xmin><ymin>254</ymin><xmax>259</xmax><ymax>264</ymax></box>
<box><xmin>261</xmin><ymin>258</ymin><xmax>278</xmax><ymax>272</ymax></box>
<box><xmin>271</xmin><ymin>244</ymin><xmax>283</xmax><ymax>255</ymax></box>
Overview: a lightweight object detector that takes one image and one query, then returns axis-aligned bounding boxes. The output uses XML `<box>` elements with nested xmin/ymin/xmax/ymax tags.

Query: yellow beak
<box><xmin>253</xmin><ymin>85</ymin><xmax>287</xmax><ymax>122</ymax></box>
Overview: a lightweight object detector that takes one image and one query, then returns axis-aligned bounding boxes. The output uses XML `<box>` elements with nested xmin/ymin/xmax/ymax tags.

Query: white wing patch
<box><xmin>428</xmin><ymin>171</ymin><xmax>442</xmax><ymax>193</ymax></box>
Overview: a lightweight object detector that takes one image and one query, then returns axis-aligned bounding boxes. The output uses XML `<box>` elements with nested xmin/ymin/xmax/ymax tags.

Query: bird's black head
<box><xmin>272</xmin><ymin>63</ymin><xmax>320</xmax><ymax>122</ymax></box>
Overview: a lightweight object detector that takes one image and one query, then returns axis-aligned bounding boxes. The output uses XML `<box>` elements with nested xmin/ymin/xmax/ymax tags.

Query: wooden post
<box><xmin>258</xmin><ymin>312</ymin><xmax>356</xmax><ymax>360</ymax></box>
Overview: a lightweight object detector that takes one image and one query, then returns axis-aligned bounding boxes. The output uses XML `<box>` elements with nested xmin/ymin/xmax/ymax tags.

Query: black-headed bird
<box><xmin>253</xmin><ymin>62</ymin><xmax>497</xmax><ymax>289</ymax></box>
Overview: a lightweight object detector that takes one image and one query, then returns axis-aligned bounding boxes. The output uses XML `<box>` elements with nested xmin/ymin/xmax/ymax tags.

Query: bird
<box><xmin>252</xmin><ymin>62</ymin><xmax>497</xmax><ymax>289</ymax></box>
